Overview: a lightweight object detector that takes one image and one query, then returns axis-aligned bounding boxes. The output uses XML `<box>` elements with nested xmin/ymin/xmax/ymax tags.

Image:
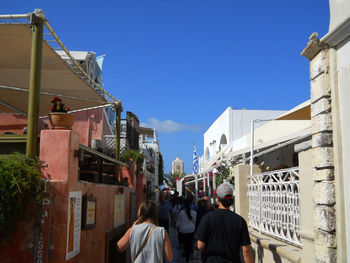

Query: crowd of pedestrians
<box><xmin>117</xmin><ymin>182</ymin><xmax>253</xmax><ymax>263</ymax></box>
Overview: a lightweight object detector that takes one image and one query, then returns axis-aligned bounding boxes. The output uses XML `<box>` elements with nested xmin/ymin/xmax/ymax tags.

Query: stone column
<box><xmin>301</xmin><ymin>34</ymin><xmax>337</xmax><ymax>262</ymax></box>
<box><xmin>295</xmin><ymin>143</ymin><xmax>315</xmax><ymax>262</ymax></box>
<box><xmin>233</xmin><ymin>164</ymin><xmax>260</xmax><ymax>222</ymax></box>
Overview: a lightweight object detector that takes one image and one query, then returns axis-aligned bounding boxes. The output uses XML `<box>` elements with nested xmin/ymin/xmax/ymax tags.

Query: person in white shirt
<box><xmin>176</xmin><ymin>197</ymin><xmax>197</xmax><ymax>262</ymax></box>
<box><xmin>117</xmin><ymin>200</ymin><xmax>173</xmax><ymax>263</ymax></box>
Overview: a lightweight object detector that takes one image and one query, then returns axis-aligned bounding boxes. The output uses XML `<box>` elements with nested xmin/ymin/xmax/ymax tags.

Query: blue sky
<box><xmin>3</xmin><ymin>1</ymin><xmax>330</xmax><ymax>173</ymax></box>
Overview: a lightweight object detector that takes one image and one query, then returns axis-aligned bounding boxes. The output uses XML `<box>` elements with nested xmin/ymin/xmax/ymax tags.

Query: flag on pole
<box><xmin>193</xmin><ymin>144</ymin><xmax>199</xmax><ymax>175</ymax></box>
<box><xmin>193</xmin><ymin>144</ymin><xmax>199</xmax><ymax>203</ymax></box>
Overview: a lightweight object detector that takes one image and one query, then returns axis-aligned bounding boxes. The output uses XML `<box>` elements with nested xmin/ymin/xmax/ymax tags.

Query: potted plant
<box><xmin>49</xmin><ymin>97</ymin><xmax>75</xmax><ymax>129</ymax></box>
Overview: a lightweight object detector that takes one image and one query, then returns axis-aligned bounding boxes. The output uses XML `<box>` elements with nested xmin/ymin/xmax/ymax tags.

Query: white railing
<box><xmin>248</xmin><ymin>167</ymin><xmax>301</xmax><ymax>247</ymax></box>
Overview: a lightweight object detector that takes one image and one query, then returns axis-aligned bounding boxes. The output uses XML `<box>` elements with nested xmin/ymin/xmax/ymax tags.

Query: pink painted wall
<box><xmin>40</xmin><ymin>130</ymin><xmax>134</xmax><ymax>263</ymax></box>
<box><xmin>0</xmin><ymin>130</ymin><xmax>136</xmax><ymax>263</ymax></box>
<box><xmin>120</xmin><ymin>162</ymin><xmax>137</xmax><ymax>187</ymax></box>
<box><xmin>0</xmin><ymin>114</ymin><xmax>48</xmax><ymax>134</ymax></box>
<box><xmin>136</xmin><ymin>173</ymin><xmax>146</xmax><ymax>209</ymax></box>
<box><xmin>41</xmin><ymin>108</ymin><xmax>112</xmax><ymax>147</ymax></box>
<box><xmin>0</xmin><ymin>108</ymin><xmax>112</xmax><ymax>149</ymax></box>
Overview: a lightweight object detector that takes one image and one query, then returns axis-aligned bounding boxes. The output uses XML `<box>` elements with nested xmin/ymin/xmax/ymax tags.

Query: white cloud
<box><xmin>141</xmin><ymin>117</ymin><xmax>203</xmax><ymax>133</ymax></box>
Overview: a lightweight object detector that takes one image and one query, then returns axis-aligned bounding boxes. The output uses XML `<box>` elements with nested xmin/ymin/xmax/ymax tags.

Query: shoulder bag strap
<box><xmin>133</xmin><ymin>225</ymin><xmax>157</xmax><ymax>263</ymax></box>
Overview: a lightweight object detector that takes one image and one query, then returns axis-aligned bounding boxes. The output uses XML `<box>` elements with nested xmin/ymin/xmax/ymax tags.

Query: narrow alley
<box><xmin>169</xmin><ymin>226</ymin><xmax>202</xmax><ymax>263</ymax></box>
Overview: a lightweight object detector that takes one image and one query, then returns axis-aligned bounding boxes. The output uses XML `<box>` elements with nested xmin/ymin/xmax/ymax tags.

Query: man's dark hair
<box><xmin>218</xmin><ymin>196</ymin><xmax>233</xmax><ymax>208</ymax></box>
<box><xmin>184</xmin><ymin>197</ymin><xmax>193</xmax><ymax>220</ymax></box>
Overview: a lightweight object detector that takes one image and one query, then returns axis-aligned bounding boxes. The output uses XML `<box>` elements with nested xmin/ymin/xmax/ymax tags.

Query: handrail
<box><xmin>0</xmin><ymin>134</ymin><xmax>27</xmax><ymax>143</ymax></box>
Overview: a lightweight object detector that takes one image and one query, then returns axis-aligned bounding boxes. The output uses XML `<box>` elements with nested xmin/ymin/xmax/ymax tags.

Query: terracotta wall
<box><xmin>136</xmin><ymin>173</ymin><xmax>146</xmax><ymax>209</ymax></box>
<box><xmin>0</xmin><ymin>129</ymin><xmax>136</xmax><ymax>263</ymax></box>
<box><xmin>0</xmin><ymin>114</ymin><xmax>48</xmax><ymax>134</ymax></box>
<box><xmin>0</xmin><ymin>108</ymin><xmax>110</xmax><ymax>146</ymax></box>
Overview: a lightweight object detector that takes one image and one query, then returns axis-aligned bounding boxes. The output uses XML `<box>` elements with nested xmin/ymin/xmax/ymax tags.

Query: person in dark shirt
<box><xmin>158</xmin><ymin>193</ymin><xmax>172</xmax><ymax>233</ymax></box>
<box><xmin>194</xmin><ymin>183</ymin><xmax>253</xmax><ymax>263</ymax></box>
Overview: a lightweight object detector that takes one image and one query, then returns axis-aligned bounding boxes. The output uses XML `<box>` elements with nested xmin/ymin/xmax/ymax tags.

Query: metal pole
<box><xmin>26</xmin><ymin>11</ymin><xmax>44</xmax><ymax>158</ymax></box>
<box><xmin>115</xmin><ymin>103</ymin><xmax>121</xmax><ymax>160</ymax></box>
<box><xmin>207</xmin><ymin>172</ymin><xmax>210</xmax><ymax>196</ymax></box>
<box><xmin>0</xmin><ymin>14</ymin><xmax>29</xmax><ymax>19</ymax></box>
<box><xmin>250</xmin><ymin>120</ymin><xmax>254</xmax><ymax>178</ymax></box>
<box><xmin>203</xmin><ymin>174</ymin><xmax>206</xmax><ymax>194</ymax></box>
<box><xmin>213</xmin><ymin>173</ymin><xmax>216</xmax><ymax>190</ymax></box>
<box><xmin>251</xmin><ymin>120</ymin><xmax>260</xmax><ymax>233</ymax></box>
<box><xmin>195</xmin><ymin>173</ymin><xmax>198</xmax><ymax>203</ymax></box>
<box><xmin>114</xmin><ymin>102</ymin><xmax>122</xmax><ymax>181</ymax></box>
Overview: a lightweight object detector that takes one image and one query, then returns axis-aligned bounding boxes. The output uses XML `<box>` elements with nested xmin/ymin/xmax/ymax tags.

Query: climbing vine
<box><xmin>215</xmin><ymin>161</ymin><xmax>231</xmax><ymax>186</ymax></box>
<box><xmin>120</xmin><ymin>150</ymin><xmax>144</xmax><ymax>165</ymax></box>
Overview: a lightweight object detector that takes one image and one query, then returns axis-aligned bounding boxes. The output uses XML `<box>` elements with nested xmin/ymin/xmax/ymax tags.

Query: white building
<box><xmin>139</xmin><ymin>127</ymin><xmax>161</xmax><ymax>199</ymax></box>
<box><xmin>201</xmin><ymin>107</ymin><xmax>286</xmax><ymax>168</ymax></box>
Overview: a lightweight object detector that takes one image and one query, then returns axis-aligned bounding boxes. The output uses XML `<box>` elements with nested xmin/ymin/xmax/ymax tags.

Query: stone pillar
<box><xmin>302</xmin><ymin>35</ymin><xmax>337</xmax><ymax>262</ymax></box>
<box><xmin>40</xmin><ymin>130</ymin><xmax>80</xmax><ymax>261</ymax></box>
<box><xmin>295</xmin><ymin>144</ymin><xmax>315</xmax><ymax>262</ymax></box>
<box><xmin>233</xmin><ymin>164</ymin><xmax>260</xmax><ymax>222</ymax></box>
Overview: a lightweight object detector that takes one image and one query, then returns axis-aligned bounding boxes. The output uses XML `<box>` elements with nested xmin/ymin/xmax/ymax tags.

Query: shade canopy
<box><xmin>0</xmin><ymin>24</ymin><xmax>109</xmax><ymax>116</ymax></box>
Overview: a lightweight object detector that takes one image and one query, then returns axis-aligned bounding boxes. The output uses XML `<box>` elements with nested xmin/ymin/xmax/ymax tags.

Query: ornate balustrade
<box><xmin>248</xmin><ymin>167</ymin><xmax>301</xmax><ymax>247</ymax></box>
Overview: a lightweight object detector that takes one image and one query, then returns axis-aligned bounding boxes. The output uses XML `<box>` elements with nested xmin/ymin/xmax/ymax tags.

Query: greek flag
<box><xmin>193</xmin><ymin>144</ymin><xmax>199</xmax><ymax>175</ymax></box>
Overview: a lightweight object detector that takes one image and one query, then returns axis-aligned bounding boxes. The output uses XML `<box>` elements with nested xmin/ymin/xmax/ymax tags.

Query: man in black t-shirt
<box><xmin>194</xmin><ymin>183</ymin><xmax>253</xmax><ymax>263</ymax></box>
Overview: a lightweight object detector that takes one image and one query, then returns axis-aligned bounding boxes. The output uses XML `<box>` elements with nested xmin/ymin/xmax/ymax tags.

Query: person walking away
<box><xmin>117</xmin><ymin>200</ymin><xmax>173</xmax><ymax>263</ymax></box>
<box><xmin>172</xmin><ymin>196</ymin><xmax>184</xmax><ymax>246</ymax></box>
<box><xmin>158</xmin><ymin>193</ymin><xmax>172</xmax><ymax>233</ymax></box>
<box><xmin>196</xmin><ymin>198</ymin><xmax>211</xmax><ymax>229</ymax></box>
<box><xmin>176</xmin><ymin>197</ymin><xmax>197</xmax><ymax>262</ymax></box>
<box><xmin>195</xmin><ymin>183</ymin><xmax>253</xmax><ymax>263</ymax></box>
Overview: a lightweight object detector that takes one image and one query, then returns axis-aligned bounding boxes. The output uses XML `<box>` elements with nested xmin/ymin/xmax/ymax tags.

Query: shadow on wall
<box><xmin>251</xmin><ymin>240</ymin><xmax>284</xmax><ymax>263</ymax></box>
<box><xmin>268</xmin><ymin>243</ymin><xmax>284</xmax><ymax>263</ymax></box>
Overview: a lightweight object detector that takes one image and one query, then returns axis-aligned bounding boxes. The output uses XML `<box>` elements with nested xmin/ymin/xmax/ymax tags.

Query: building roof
<box><xmin>276</xmin><ymin>100</ymin><xmax>311</xmax><ymax>120</ymax></box>
<box><xmin>139</xmin><ymin>126</ymin><xmax>155</xmax><ymax>138</ymax></box>
<box><xmin>199</xmin><ymin>100</ymin><xmax>311</xmax><ymax>174</ymax></box>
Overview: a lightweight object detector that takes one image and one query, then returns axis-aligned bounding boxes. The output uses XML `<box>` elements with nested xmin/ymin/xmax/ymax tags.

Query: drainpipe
<box><xmin>26</xmin><ymin>10</ymin><xmax>44</xmax><ymax>158</ymax></box>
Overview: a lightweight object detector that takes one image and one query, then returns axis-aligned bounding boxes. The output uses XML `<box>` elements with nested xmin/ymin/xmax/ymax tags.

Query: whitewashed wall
<box><xmin>335</xmin><ymin>38</ymin><xmax>350</xmax><ymax>260</ymax></box>
<box><xmin>203</xmin><ymin>108</ymin><xmax>286</xmax><ymax>160</ymax></box>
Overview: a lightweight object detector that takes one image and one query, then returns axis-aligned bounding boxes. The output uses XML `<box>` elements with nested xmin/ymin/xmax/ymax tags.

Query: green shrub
<box><xmin>0</xmin><ymin>153</ymin><xmax>44</xmax><ymax>243</ymax></box>
<box><xmin>120</xmin><ymin>150</ymin><xmax>144</xmax><ymax>165</ymax></box>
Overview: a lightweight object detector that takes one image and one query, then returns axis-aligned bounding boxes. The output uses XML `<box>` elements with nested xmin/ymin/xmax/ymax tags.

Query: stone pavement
<box><xmin>169</xmin><ymin>226</ymin><xmax>202</xmax><ymax>263</ymax></box>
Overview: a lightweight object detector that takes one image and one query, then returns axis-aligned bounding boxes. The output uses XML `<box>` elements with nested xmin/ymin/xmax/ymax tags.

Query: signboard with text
<box><xmin>114</xmin><ymin>194</ymin><xmax>125</xmax><ymax>228</ymax></box>
<box><xmin>66</xmin><ymin>191</ymin><xmax>82</xmax><ymax>260</ymax></box>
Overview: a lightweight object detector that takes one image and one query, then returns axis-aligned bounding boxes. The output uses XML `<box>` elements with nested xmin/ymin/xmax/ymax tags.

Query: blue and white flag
<box><xmin>96</xmin><ymin>55</ymin><xmax>106</xmax><ymax>70</ymax></box>
<box><xmin>193</xmin><ymin>144</ymin><xmax>199</xmax><ymax>175</ymax></box>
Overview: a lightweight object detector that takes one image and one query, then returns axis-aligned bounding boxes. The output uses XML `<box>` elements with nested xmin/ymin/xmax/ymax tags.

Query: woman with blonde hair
<box><xmin>117</xmin><ymin>200</ymin><xmax>173</xmax><ymax>263</ymax></box>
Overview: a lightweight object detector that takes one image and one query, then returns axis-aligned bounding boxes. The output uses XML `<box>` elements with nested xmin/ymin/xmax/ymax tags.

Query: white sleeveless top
<box><xmin>129</xmin><ymin>223</ymin><xmax>165</xmax><ymax>263</ymax></box>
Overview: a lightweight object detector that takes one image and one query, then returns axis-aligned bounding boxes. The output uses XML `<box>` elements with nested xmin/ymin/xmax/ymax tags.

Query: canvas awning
<box><xmin>199</xmin><ymin>143</ymin><xmax>233</xmax><ymax>174</ymax></box>
<box><xmin>0</xmin><ymin>24</ymin><xmax>110</xmax><ymax>116</ymax></box>
<box><xmin>276</xmin><ymin>100</ymin><xmax>311</xmax><ymax>120</ymax></box>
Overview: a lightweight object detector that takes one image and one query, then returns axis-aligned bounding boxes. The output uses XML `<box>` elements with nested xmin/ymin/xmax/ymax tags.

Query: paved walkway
<box><xmin>169</xmin><ymin>227</ymin><xmax>202</xmax><ymax>263</ymax></box>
